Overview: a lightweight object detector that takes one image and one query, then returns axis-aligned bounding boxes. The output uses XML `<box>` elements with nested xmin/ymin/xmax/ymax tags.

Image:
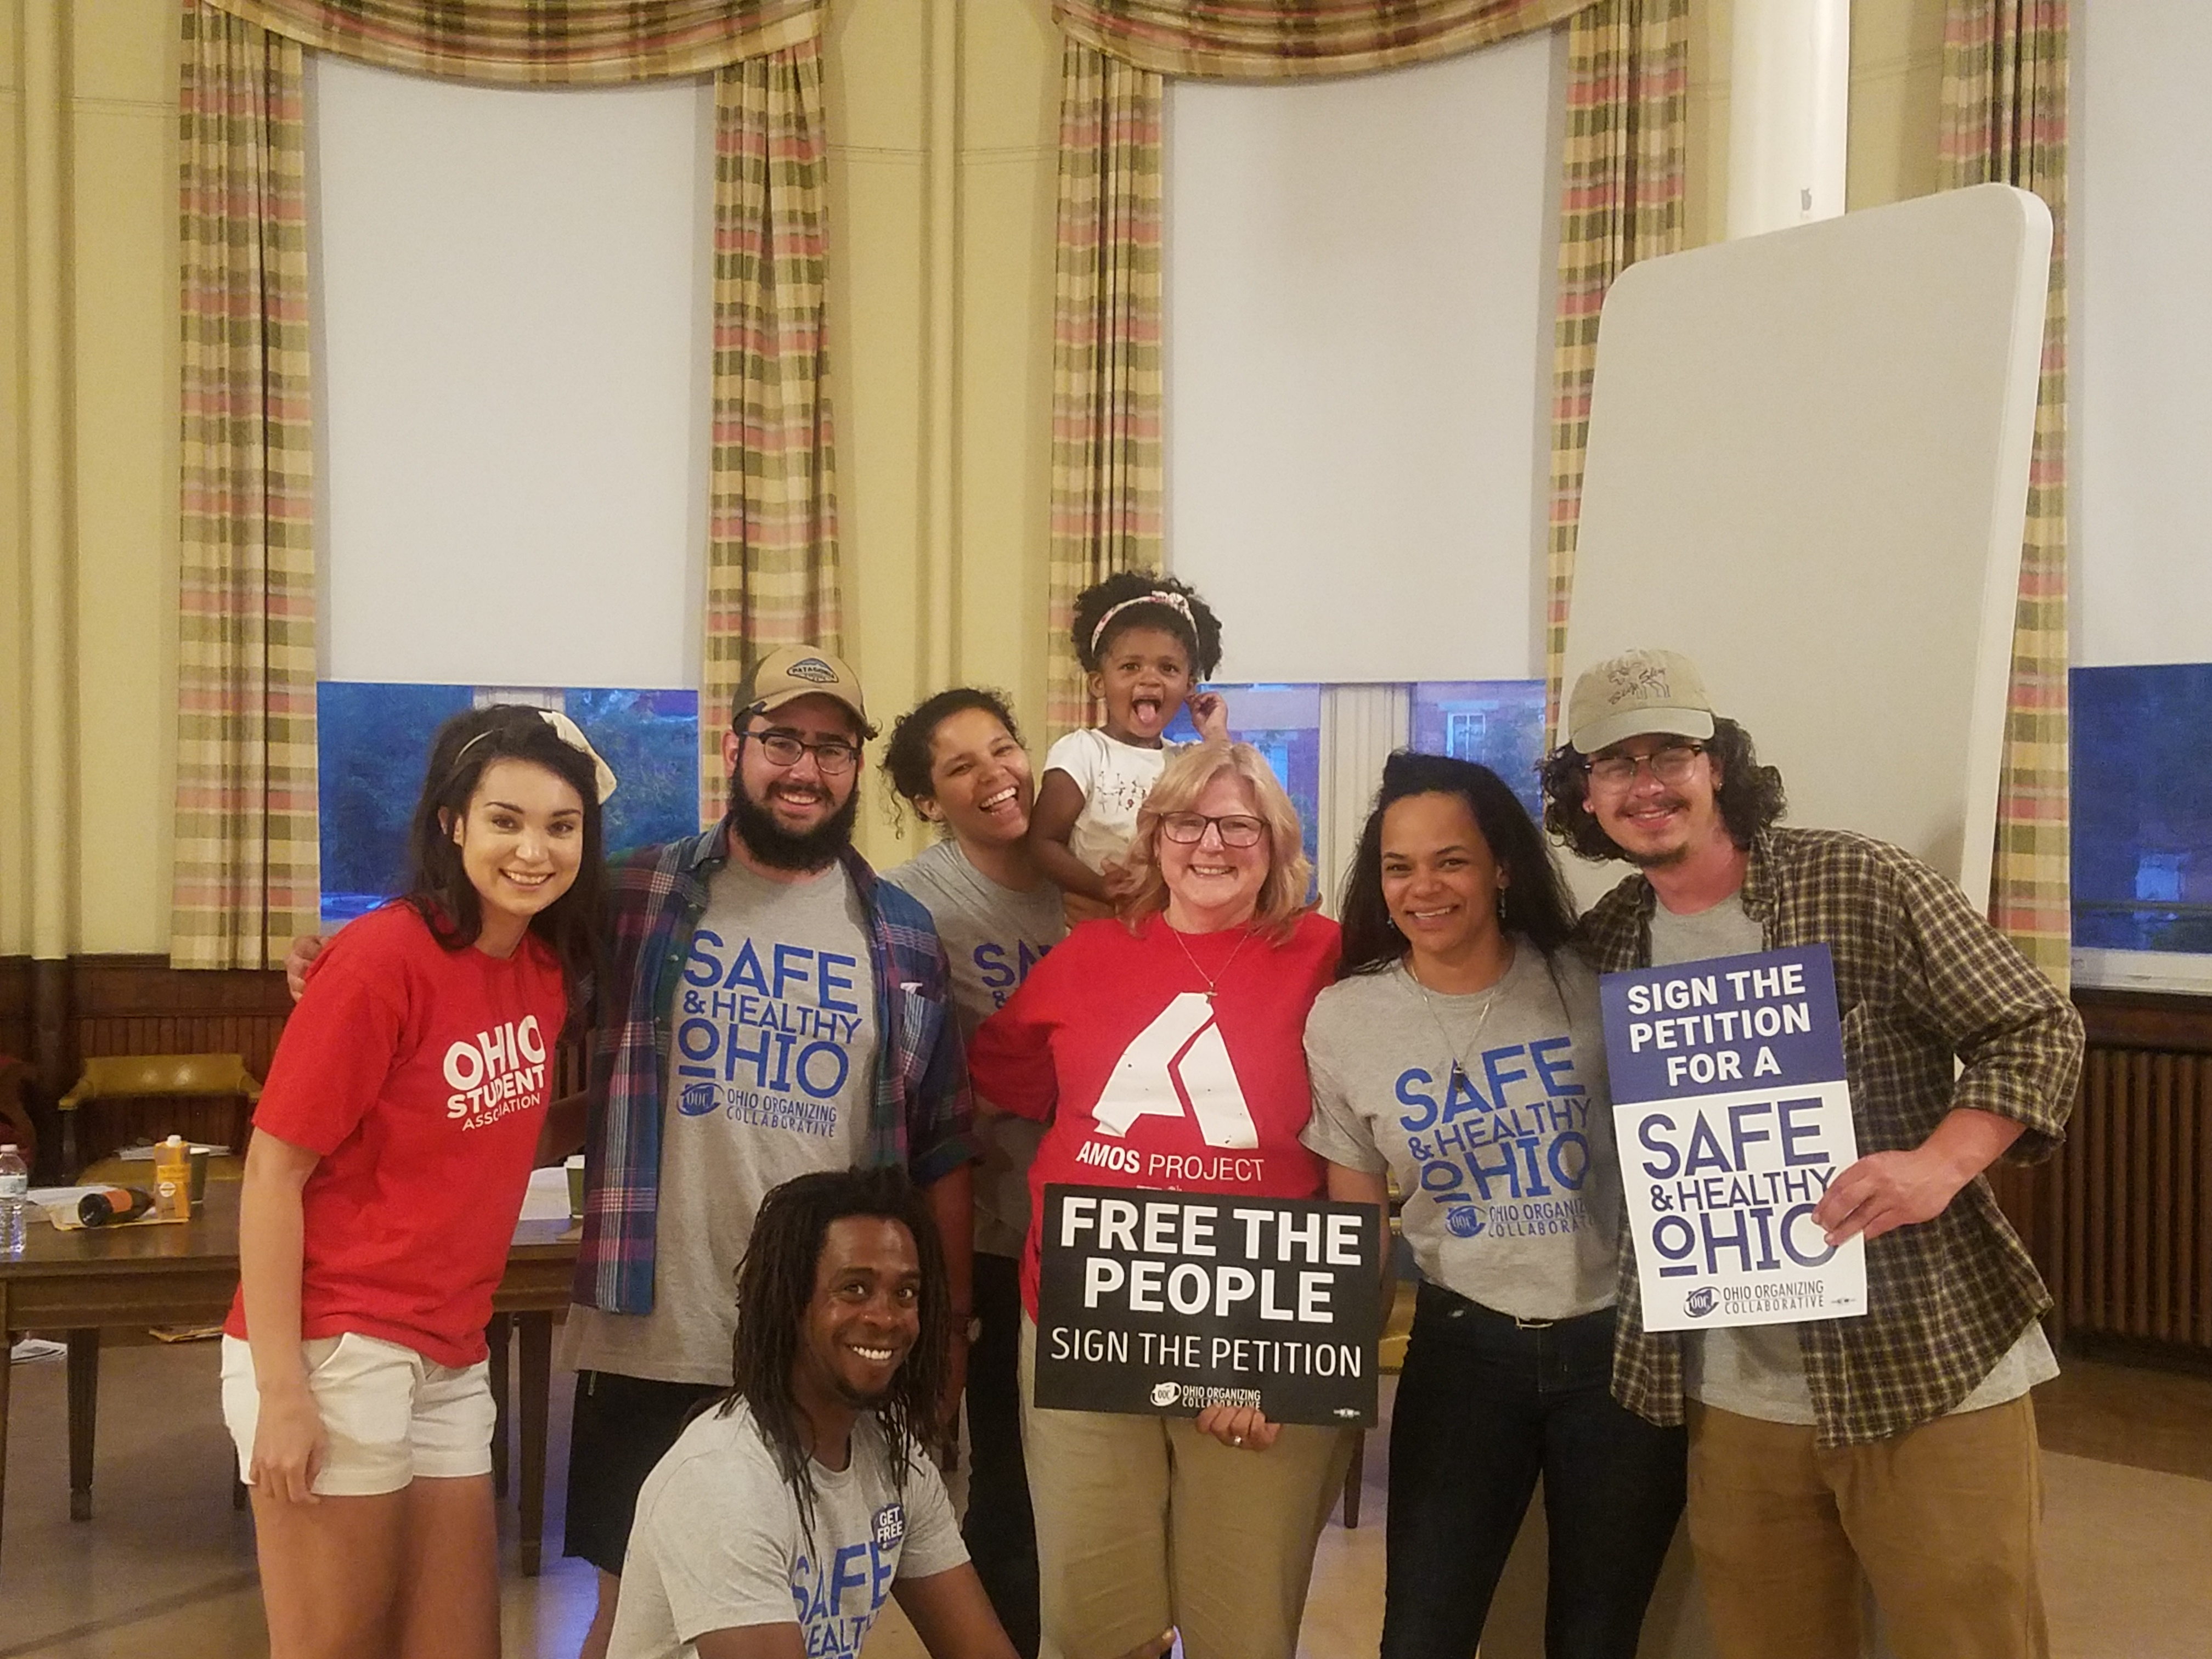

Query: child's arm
<box><xmin>238</xmin><ymin>1128</ymin><xmax>326</xmax><ymax>1503</ymax></box>
<box><xmin>1026</xmin><ymin>768</ymin><xmax>1111</xmax><ymax>904</ymax></box>
<box><xmin>1188</xmin><ymin>690</ymin><xmax>1229</xmax><ymax>742</ymax></box>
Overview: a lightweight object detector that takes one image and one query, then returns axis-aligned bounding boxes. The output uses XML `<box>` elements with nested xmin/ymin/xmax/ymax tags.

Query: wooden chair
<box><xmin>1340</xmin><ymin>1275</ymin><xmax>1417</xmax><ymax>1529</ymax></box>
<box><xmin>56</xmin><ymin>1053</ymin><xmax>262</xmax><ymax>1185</ymax></box>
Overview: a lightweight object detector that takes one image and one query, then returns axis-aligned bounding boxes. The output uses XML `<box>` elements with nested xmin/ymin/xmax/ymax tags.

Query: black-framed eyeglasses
<box><xmin>1585</xmin><ymin>742</ymin><xmax>1706</xmax><ymax>791</ymax></box>
<box><xmin>740</xmin><ymin>727</ymin><xmax>861</xmax><ymax>775</ymax></box>
<box><xmin>1158</xmin><ymin>811</ymin><xmax>1266</xmax><ymax>848</ymax></box>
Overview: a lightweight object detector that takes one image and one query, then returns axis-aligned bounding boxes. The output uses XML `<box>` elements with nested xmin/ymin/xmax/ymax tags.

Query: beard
<box><xmin>729</xmin><ymin>776</ymin><xmax>860</xmax><ymax>871</ymax></box>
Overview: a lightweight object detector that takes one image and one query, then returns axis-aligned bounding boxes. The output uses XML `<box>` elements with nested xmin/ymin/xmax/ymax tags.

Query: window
<box><xmin>2069</xmin><ymin>664</ymin><xmax>2212</xmax><ymax>988</ymax></box>
<box><xmin>318</xmin><ymin>684</ymin><xmax>699</xmax><ymax>927</ymax></box>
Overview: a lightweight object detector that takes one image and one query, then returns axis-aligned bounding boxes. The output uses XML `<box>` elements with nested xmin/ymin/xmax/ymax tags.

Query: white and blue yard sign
<box><xmin>1601</xmin><ymin>945</ymin><xmax>1867</xmax><ymax>1333</ymax></box>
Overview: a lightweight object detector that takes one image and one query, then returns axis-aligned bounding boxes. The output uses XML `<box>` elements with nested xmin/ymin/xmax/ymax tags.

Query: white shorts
<box><xmin>221</xmin><ymin>1331</ymin><xmax>496</xmax><ymax>1497</ymax></box>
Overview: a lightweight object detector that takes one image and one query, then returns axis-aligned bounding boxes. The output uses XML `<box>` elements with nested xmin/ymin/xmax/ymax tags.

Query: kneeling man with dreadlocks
<box><xmin>608</xmin><ymin>1168</ymin><xmax>1017</xmax><ymax>1659</ymax></box>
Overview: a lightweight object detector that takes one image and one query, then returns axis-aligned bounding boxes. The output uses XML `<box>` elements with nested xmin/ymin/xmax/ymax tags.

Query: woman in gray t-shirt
<box><xmin>1301</xmin><ymin>752</ymin><xmax>1684</xmax><ymax>1659</ymax></box>
<box><xmin>881</xmin><ymin>686</ymin><xmax>1067</xmax><ymax>1659</ymax></box>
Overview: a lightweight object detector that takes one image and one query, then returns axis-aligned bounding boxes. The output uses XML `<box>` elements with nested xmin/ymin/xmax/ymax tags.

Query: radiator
<box><xmin>2061</xmin><ymin>1045</ymin><xmax>2212</xmax><ymax>1349</ymax></box>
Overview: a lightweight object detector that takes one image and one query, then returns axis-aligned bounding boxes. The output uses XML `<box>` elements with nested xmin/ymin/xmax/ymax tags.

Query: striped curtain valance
<box><xmin>205</xmin><ymin>0</ymin><xmax>819</xmax><ymax>84</ymax></box>
<box><xmin>1057</xmin><ymin>0</ymin><xmax>1596</xmax><ymax>80</ymax></box>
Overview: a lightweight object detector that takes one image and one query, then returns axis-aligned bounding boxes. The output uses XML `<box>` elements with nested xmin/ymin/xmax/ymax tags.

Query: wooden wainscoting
<box><xmin>0</xmin><ymin>953</ymin><xmax>292</xmax><ymax>1180</ymax></box>
<box><xmin>0</xmin><ymin>956</ymin><xmax>31</xmax><ymax>1069</ymax></box>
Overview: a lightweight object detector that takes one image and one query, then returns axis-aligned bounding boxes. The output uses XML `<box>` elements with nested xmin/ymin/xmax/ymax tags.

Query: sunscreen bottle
<box><xmin>78</xmin><ymin>1187</ymin><xmax>155</xmax><ymax>1227</ymax></box>
<box><xmin>154</xmin><ymin>1135</ymin><xmax>194</xmax><ymax>1221</ymax></box>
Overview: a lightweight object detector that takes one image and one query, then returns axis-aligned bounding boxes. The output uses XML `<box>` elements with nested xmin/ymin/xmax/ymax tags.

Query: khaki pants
<box><xmin>1685</xmin><ymin>1396</ymin><xmax>2047</xmax><ymax>1659</ymax></box>
<box><xmin>1019</xmin><ymin>1318</ymin><xmax>1352</xmax><ymax>1659</ymax></box>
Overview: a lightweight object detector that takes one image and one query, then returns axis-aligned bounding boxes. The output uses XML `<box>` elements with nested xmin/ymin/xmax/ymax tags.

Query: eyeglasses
<box><xmin>742</xmin><ymin>729</ymin><xmax>861</xmax><ymax>775</ymax></box>
<box><xmin>1158</xmin><ymin>811</ymin><xmax>1266</xmax><ymax>848</ymax></box>
<box><xmin>1585</xmin><ymin>743</ymin><xmax>1707</xmax><ymax>792</ymax></box>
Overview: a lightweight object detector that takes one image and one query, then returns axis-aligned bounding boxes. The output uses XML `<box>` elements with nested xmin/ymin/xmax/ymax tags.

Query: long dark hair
<box><xmin>1337</xmin><ymin>751</ymin><xmax>1578</xmax><ymax>980</ymax></box>
<box><xmin>724</xmin><ymin>1167</ymin><xmax>952</xmax><ymax>1539</ymax></box>
<box><xmin>881</xmin><ymin>686</ymin><xmax>1024</xmax><ymax>831</ymax></box>
<box><xmin>403</xmin><ymin>705</ymin><xmax>607</xmax><ymax>1033</ymax></box>
<box><xmin>1538</xmin><ymin>715</ymin><xmax>1787</xmax><ymax>863</ymax></box>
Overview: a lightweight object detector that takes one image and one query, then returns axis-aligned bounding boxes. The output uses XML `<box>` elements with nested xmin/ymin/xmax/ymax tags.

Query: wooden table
<box><xmin>0</xmin><ymin>1185</ymin><xmax>579</xmax><ymax>1572</ymax></box>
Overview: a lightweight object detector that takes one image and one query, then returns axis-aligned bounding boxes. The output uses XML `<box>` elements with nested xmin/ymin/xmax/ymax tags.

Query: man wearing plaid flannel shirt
<box><xmin>560</xmin><ymin>646</ymin><xmax>977</xmax><ymax>1659</ymax></box>
<box><xmin>1539</xmin><ymin>648</ymin><xmax>2081</xmax><ymax>1659</ymax></box>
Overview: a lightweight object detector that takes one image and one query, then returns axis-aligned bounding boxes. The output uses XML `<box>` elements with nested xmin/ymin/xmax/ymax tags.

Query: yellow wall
<box><xmin>71</xmin><ymin>0</ymin><xmax>181</xmax><ymax>955</ymax></box>
<box><xmin>827</xmin><ymin>0</ymin><xmax>1060</xmax><ymax>867</ymax></box>
<box><xmin>1</xmin><ymin>0</ymin><xmax>29</xmax><ymax>953</ymax></box>
<box><xmin>9</xmin><ymin>0</ymin><xmax>1957</xmax><ymax>949</ymax></box>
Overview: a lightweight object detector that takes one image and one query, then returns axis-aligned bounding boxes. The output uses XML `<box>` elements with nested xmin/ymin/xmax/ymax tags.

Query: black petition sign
<box><xmin>1034</xmin><ymin>1183</ymin><xmax>1382</xmax><ymax>1427</ymax></box>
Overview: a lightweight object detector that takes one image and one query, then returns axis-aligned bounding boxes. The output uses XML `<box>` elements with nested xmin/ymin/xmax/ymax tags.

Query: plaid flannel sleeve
<box><xmin>1883</xmin><ymin>848</ymin><xmax>2084</xmax><ymax>1163</ymax></box>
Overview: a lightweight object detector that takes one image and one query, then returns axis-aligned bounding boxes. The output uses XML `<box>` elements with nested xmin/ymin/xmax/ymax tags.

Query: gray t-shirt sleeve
<box><xmin>639</xmin><ymin>1451</ymin><xmax>804</xmax><ymax>1642</ymax></box>
<box><xmin>1299</xmin><ymin>1025</ymin><xmax>1389</xmax><ymax>1175</ymax></box>
<box><xmin>893</xmin><ymin>1448</ymin><xmax>970</xmax><ymax>1581</ymax></box>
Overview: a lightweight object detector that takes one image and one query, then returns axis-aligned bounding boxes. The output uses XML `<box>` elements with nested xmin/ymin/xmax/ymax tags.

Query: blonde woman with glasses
<box><xmin>968</xmin><ymin>741</ymin><xmax>1353</xmax><ymax>1659</ymax></box>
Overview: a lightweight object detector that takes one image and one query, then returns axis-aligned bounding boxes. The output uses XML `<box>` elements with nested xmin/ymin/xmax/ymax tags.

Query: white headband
<box><xmin>1090</xmin><ymin>590</ymin><xmax>1197</xmax><ymax>654</ymax></box>
<box><xmin>454</xmin><ymin>709</ymin><xmax>618</xmax><ymax>803</ymax></box>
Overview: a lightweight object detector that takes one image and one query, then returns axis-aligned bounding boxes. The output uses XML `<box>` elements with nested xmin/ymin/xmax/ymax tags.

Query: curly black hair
<box><xmin>1336</xmin><ymin>751</ymin><xmax>1578</xmax><ymax>980</ymax></box>
<box><xmin>720</xmin><ymin>1167</ymin><xmax>952</xmax><ymax>1544</ymax></box>
<box><xmin>1070</xmin><ymin>569</ymin><xmax>1223</xmax><ymax>677</ymax></box>
<box><xmin>881</xmin><ymin>686</ymin><xmax>1024</xmax><ymax>821</ymax></box>
<box><xmin>1539</xmin><ymin>716</ymin><xmax>1787</xmax><ymax>862</ymax></box>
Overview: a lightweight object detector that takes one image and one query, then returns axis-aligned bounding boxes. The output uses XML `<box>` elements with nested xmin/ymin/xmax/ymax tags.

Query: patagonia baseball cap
<box><xmin>732</xmin><ymin>644</ymin><xmax>867</xmax><ymax>728</ymax></box>
<box><xmin>1567</xmin><ymin>648</ymin><xmax>1717</xmax><ymax>755</ymax></box>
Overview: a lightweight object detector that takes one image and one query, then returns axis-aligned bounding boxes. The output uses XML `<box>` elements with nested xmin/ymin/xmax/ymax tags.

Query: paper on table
<box><xmin>517</xmin><ymin>1165</ymin><xmax>573</xmax><ymax>1223</ymax></box>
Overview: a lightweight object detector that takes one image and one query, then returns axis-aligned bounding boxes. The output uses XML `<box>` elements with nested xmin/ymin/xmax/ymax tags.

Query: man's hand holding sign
<box><xmin>1602</xmin><ymin>945</ymin><xmax>1869</xmax><ymax>1331</ymax></box>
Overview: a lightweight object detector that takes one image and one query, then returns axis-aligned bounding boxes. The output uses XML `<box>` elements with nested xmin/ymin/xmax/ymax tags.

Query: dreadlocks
<box><xmin>721</xmin><ymin>1166</ymin><xmax>953</xmax><ymax>1541</ymax></box>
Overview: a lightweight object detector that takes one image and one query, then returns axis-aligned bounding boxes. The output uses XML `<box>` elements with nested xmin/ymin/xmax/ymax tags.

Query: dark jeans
<box><xmin>964</xmin><ymin>1253</ymin><xmax>1040</xmax><ymax>1658</ymax></box>
<box><xmin>1381</xmin><ymin>1284</ymin><xmax>1686</xmax><ymax>1659</ymax></box>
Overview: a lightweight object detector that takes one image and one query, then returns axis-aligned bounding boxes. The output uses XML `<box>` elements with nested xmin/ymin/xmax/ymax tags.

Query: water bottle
<box><xmin>0</xmin><ymin>1143</ymin><xmax>27</xmax><ymax>1254</ymax></box>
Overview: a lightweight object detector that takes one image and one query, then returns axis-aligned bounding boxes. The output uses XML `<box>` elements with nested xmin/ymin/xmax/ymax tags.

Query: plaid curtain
<box><xmin>173</xmin><ymin>0</ymin><xmax>835</xmax><ymax>957</ymax></box>
<box><xmin>1057</xmin><ymin>0</ymin><xmax>1593</xmax><ymax>80</ymax></box>
<box><xmin>208</xmin><ymin>0</ymin><xmax>818</xmax><ymax>84</ymax></box>
<box><xmin>1047</xmin><ymin>38</ymin><xmax>1165</xmax><ymax>738</ymax></box>
<box><xmin>1542</xmin><ymin>0</ymin><xmax>1689</xmax><ymax>729</ymax></box>
<box><xmin>1940</xmin><ymin>1</ymin><xmax>2070</xmax><ymax>990</ymax></box>
<box><xmin>173</xmin><ymin>2</ymin><xmax>318</xmax><ymax>970</ymax></box>
<box><xmin>699</xmin><ymin>39</ymin><xmax>839</xmax><ymax>824</ymax></box>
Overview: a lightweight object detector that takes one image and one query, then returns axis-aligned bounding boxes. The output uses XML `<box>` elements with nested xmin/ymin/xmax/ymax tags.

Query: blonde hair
<box><xmin>1114</xmin><ymin>741</ymin><xmax>1314</xmax><ymax>944</ymax></box>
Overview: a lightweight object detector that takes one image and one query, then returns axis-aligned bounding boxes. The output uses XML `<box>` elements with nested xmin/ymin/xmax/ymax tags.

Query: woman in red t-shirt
<box><xmin>969</xmin><ymin>741</ymin><xmax>1354</xmax><ymax>1659</ymax></box>
<box><xmin>223</xmin><ymin>706</ymin><xmax>611</xmax><ymax>1659</ymax></box>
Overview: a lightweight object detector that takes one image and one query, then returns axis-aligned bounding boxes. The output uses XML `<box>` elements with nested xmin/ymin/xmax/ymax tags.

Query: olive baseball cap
<box><xmin>732</xmin><ymin>644</ymin><xmax>868</xmax><ymax>729</ymax></box>
<box><xmin>1567</xmin><ymin>647</ymin><xmax>1717</xmax><ymax>755</ymax></box>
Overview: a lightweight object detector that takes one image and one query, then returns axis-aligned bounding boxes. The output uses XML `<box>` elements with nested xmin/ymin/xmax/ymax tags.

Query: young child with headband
<box><xmin>1028</xmin><ymin>571</ymin><xmax>1227</xmax><ymax>918</ymax></box>
<box><xmin>223</xmin><ymin>704</ymin><xmax>612</xmax><ymax>1659</ymax></box>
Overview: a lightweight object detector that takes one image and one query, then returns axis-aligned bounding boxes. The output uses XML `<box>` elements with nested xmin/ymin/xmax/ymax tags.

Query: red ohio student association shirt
<box><xmin>968</xmin><ymin>910</ymin><xmax>1340</xmax><ymax>1318</ymax></box>
<box><xmin>224</xmin><ymin>903</ymin><xmax>568</xmax><ymax>1368</ymax></box>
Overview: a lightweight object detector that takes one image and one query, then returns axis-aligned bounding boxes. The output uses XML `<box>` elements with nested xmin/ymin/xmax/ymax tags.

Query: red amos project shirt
<box><xmin>968</xmin><ymin>910</ymin><xmax>1340</xmax><ymax>1317</ymax></box>
<box><xmin>224</xmin><ymin>903</ymin><xmax>567</xmax><ymax>1367</ymax></box>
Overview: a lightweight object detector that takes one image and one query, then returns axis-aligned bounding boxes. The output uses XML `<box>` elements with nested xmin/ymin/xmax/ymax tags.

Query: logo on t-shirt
<box><xmin>1392</xmin><ymin>1035</ymin><xmax>1594</xmax><ymax>1242</ymax></box>
<box><xmin>674</xmin><ymin>928</ymin><xmax>865</xmax><ymax>1138</ymax></box>
<box><xmin>870</xmin><ymin>1503</ymin><xmax>905</xmax><ymax>1548</ymax></box>
<box><xmin>442</xmin><ymin>1017</ymin><xmax>549</xmax><ymax>1128</ymax></box>
<box><xmin>1091</xmin><ymin>993</ymin><xmax>1259</xmax><ymax>1149</ymax></box>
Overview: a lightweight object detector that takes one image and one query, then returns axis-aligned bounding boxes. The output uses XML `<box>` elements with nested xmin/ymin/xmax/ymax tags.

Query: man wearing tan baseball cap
<box><xmin>559</xmin><ymin>642</ymin><xmax>978</xmax><ymax>1657</ymax></box>
<box><xmin>1539</xmin><ymin>646</ymin><xmax>2080</xmax><ymax>1659</ymax></box>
